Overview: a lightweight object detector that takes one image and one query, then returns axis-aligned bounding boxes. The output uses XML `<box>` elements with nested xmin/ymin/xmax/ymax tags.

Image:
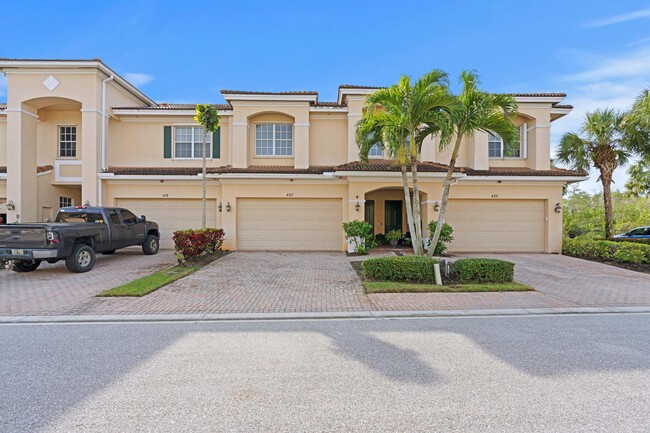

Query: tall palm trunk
<box><xmin>428</xmin><ymin>133</ymin><xmax>463</xmax><ymax>257</ymax></box>
<box><xmin>400</xmin><ymin>164</ymin><xmax>418</xmax><ymax>254</ymax></box>
<box><xmin>201</xmin><ymin>128</ymin><xmax>208</xmax><ymax>228</ymax></box>
<box><xmin>410</xmin><ymin>154</ymin><xmax>424</xmax><ymax>255</ymax></box>
<box><xmin>601</xmin><ymin>170</ymin><xmax>614</xmax><ymax>238</ymax></box>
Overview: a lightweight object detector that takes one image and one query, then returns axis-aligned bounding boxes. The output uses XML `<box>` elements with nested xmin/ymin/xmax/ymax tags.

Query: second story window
<box><xmin>174</xmin><ymin>126</ymin><xmax>211</xmax><ymax>159</ymax></box>
<box><xmin>368</xmin><ymin>143</ymin><xmax>383</xmax><ymax>158</ymax></box>
<box><xmin>59</xmin><ymin>126</ymin><xmax>77</xmax><ymax>158</ymax></box>
<box><xmin>255</xmin><ymin>123</ymin><xmax>293</xmax><ymax>156</ymax></box>
<box><xmin>488</xmin><ymin>125</ymin><xmax>526</xmax><ymax>159</ymax></box>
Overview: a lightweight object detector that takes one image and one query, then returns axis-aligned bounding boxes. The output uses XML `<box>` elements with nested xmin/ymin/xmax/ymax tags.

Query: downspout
<box><xmin>100</xmin><ymin>74</ymin><xmax>114</xmax><ymax>206</ymax></box>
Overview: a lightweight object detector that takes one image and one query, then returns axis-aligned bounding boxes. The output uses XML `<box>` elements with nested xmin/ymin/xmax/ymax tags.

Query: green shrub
<box><xmin>375</xmin><ymin>233</ymin><xmax>388</xmax><ymax>245</ymax></box>
<box><xmin>342</xmin><ymin>220</ymin><xmax>375</xmax><ymax>254</ymax></box>
<box><xmin>563</xmin><ymin>237</ymin><xmax>650</xmax><ymax>264</ymax></box>
<box><xmin>362</xmin><ymin>256</ymin><xmax>438</xmax><ymax>283</ymax></box>
<box><xmin>427</xmin><ymin>221</ymin><xmax>454</xmax><ymax>255</ymax></box>
<box><xmin>386</xmin><ymin>230</ymin><xmax>402</xmax><ymax>241</ymax></box>
<box><xmin>452</xmin><ymin>258</ymin><xmax>514</xmax><ymax>283</ymax></box>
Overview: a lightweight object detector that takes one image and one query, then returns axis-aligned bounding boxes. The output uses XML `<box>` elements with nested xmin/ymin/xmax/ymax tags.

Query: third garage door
<box><xmin>237</xmin><ymin>198</ymin><xmax>342</xmax><ymax>251</ymax></box>
<box><xmin>445</xmin><ymin>199</ymin><xmax>545</xmax><ymax>252</ymax></box>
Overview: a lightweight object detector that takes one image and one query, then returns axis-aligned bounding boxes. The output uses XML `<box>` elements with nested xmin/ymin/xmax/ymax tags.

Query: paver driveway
<box><xmin>0</xmin><ymin>248</ymin><xmax>176</xmax><ymax>315</ymax></box>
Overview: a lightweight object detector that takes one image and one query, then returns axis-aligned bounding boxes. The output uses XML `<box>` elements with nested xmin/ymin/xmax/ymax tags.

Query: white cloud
<box><xmin>124</xmin><ymin>72</ymin><xmax>154</xmax><ymax>87</ymax></box>
<box><xmin>562</xmin><ymin>46</ymin><xmax>650</xmax><ymax>82</ymax></box>
<box><xmin>586</xmin><ymin>7</ymin><xmax>650</xmax><ymax>28</ymax></box>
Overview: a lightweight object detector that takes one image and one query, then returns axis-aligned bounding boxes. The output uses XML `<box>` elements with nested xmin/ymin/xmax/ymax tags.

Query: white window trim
<box><xmin>173</xmin><ymin>126</ymin><xmax>212</xmax><ymax>160</ymax></box>
<box><xmin>368</xmin><ymin>143</ymin><xmax>384</xmax><ymax>159</ymax></box>
<box><xmin>488</xmin><ymin>124</ymin><xmax>527</xmax><ymax>160</ymax></box>
<box><xmin>57</xmin><ymin>124</ymin><xmax>78</xmax><ymax>160</ymax></box>
<box><xmin>254</xmin><ymin>122</ymin><xmax>294</xmax><ymax>158</ymax></box>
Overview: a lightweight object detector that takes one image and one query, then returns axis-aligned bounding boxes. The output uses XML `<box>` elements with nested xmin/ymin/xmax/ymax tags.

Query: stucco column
<box><xmin>219</xmin><ymin>183</ymin><xmax>237</xmax><ymax>250</ymax></box>
<box><xmin>81</xmin><ymin>109</ymin><xmax>102</xmax><ymax>205</ymax></box>
<box><xmin>293</xmin><ymin>123</ymin><xmax>310</xmax><ymax>169</ymax></box>
<box><xmin>470</xmin><ymin>132</ymin><xmax>489</xmax><ymax>170</ymax></box>
<box><xmin>529</xmin><ymin>114</ymin><xmax>551</xmax><ymax>170</ymax></box>
<box><xmin>6</xmin><ymin>104</ymin><xmax>38</xmax><ymax>222</ymax></box>
<box><xmin>231</xmin><ymin>115</ymin><xmax>248</xmax><ymax>168</ymax></box>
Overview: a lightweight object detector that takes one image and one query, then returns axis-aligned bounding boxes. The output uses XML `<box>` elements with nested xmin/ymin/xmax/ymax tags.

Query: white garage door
<box><xmin>116</xmin><ymin>198</ymin><xmax>217</xmax><ymax>248</ymax></box>
<box><xmin>445</xmin><ymin>199</ymin><xmax>545</xmax><ymax>252</ymax></box>
<box><xmin>238</xmin><ymin>198</ymin><xmax>342</xmax><ymax>251</ymax></box>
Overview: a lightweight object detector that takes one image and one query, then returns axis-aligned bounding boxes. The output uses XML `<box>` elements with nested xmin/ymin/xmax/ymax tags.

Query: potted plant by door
<box><xmin>386</xmin><ymin>230</ymin><xmax>402</xmax><ymax>247</ymax></box>
<box><xmin>342</xmin><ymin>220</ymin><xmax>374</xmax><ymax>254</ymax></box>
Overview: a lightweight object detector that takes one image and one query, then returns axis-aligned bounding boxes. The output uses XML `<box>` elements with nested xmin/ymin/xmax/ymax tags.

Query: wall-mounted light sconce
<box><xmin>433</xmin><ymin>201</ymin><xmax>440</xmax><ymax>212</ymax></box>
<box><xmin>5</xmin><ymin>200</ymin><xmax>16</xmax><ymax>211</ymax></box>
<box><xmin>354</xmin><ymin>195</ymin><xmax>361</xmax><ymax>212</ymax></box>
<box><xmin>554</xmin><ymin>203</ymin><xmax>562</xmax><ymax>214</ymax></box>
<box><xmin>225</xmin><ymin>202</ymin><xmax>231</xmax><ymax>212</ymax></box>
<box><xmin>84</xmin><ymin>200</ymin><xmax>91</xmax><ymax>206</ymax></box>
<box><xmin>218</xmin><ymin>202</ymin><xmax>223</xmax><ymax>212</ymax></box>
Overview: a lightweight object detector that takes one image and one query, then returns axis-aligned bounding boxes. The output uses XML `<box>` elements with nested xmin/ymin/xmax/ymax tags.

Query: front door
<box><xmin>364</xmin><ymin>200</ymin><xmax>375</xmax><ymax>234</ymax></box>
<box><xmin>385</xmin><ymin>200</ymin><xmax>403</xmax><ymax>233</ymax></box>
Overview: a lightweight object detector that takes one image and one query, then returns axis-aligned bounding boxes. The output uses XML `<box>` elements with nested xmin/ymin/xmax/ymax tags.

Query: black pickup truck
<box><xmin>0</xmin><ymin>207</ymin><xmax>160</xmax><ymax>273</ymax></box>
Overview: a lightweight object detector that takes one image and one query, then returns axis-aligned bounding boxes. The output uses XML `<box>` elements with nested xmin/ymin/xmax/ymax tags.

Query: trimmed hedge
<box><xmin>362</xmin><ymin>256</ymin><xmax>438</xmax><ymax>283</ymax></box>
<box><xmin>173</xmin><ymin>228</ymin><xmax>225</xmax><ymax>263</ymax></box>
<box><xmin>453</xmin><ymin>258</ymin><xmax>514</xmax><ymax>284</ymax></box>
<box><xmin>563</xmin><ymin>237</ymin><xmax>650</xmax><ymax>264</ymax></box>
<box><xmin>607</xmin><ymin>237</ymin><xmax>650</xmax><ymax>245</ymax></box>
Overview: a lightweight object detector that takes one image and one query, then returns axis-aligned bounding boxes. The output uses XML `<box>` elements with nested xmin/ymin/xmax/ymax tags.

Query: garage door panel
<box><xmin>238</xmin><ymin>198</ymin><xmax>342</xmax><ymax>251</ymax></box>
<box><xmin>446</xmin><ymin>199</ymin><xmax>544</xmax><ymax>252</ymax></box>
<box><xmin>116</xmin><ymin>198</ymin><xmax>217</xmax><ymax>248</ymax></box>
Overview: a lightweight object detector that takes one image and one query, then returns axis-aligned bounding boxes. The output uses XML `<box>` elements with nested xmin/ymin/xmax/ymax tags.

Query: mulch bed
<box><xmin>564</xmin><ymin>254</ymin><xmax>650</xmax><ymax>275</ymax></box>
<box><xmin>179</xmin><ymin>250</ymin><xmax>231</xmax><ymax>268</ymax></box>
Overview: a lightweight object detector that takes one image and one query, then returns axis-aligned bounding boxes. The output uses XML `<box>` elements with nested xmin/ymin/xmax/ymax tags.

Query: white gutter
<box><xmin>335</xmin><ymin>171</ymin><xmax>466</xmax><ymax>179</ymax></box>
<box><xmin>98</xmin><ymin>173</ymin><xmax>203</xmax><ymax>181</ymax></box>
<box><xmin>459</xmin><ymin>175</ymin><xmax>589</xmax><ymax>182</ymax></box>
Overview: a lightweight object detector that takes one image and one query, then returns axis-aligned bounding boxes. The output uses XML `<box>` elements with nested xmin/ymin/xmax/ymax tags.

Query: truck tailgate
<box><xmin>0</xmin><ymin>225</ymin><xmax>47</xmax><ymax>249</ymax></box>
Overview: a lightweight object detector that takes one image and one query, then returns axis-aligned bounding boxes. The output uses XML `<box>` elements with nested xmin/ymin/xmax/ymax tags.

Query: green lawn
<box><xmin>97</xmin><ymin>266</ymin><xmax>199</xmax><ymax>297</ymax></box>
<box><xmin>363</xmin><ymin>281</ymin><xmax>534</xmax><ymax>294</ymax></box>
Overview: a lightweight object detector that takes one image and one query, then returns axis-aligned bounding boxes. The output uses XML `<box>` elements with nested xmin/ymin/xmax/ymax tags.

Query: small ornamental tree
<box><xmin>194</xmin><ymin>104</ymin><xmax>221</xmax><ymax>228</ymax></box>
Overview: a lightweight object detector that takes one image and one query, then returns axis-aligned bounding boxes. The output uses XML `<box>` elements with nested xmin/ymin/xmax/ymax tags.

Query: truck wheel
<box><xmin>12</xmin><ymin>260</ymin><xmax>41</xmax><ymax>272</ymax></box>
<box><xmin>142</xmin><ymin>234</ymin><xmax>160</xmax><ymax>255</ymax></box>
<box><xmin>65</xmin><ymin>244</ymin><xmax>96</xmax><ymax>273</ymax></box>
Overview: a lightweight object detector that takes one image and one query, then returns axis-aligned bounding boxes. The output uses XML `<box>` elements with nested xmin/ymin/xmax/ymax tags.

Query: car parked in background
<box><xmin>613</xmin><ymin>226</ymin><xmax>650</xmax><ymax>239</ymax></box>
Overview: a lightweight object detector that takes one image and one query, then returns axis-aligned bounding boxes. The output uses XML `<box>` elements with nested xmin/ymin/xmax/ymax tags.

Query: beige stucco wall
<box><xmin>36</xmin><ymin>109</ymin><xmax>83</xmax><ymax>165</ymax></box>
<box><xmin>309</xmin><ymin>114</ymin><xmax>347</xmax><ymax>166</ymax></box>
<box><xmin>108</xmin><ymin>117</ymin><xmax>228</xmax><ymax>167</ymax></box>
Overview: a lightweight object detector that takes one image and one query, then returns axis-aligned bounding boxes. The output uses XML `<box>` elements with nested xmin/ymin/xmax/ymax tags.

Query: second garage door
<box><xmin>445</xmin><ymin>199</ymin><xmax>545</xmax><ymax>252</ymax></box>
<box><xmin>237</xmin><ymin>198</ymin><xmax>342</xmax><ymax>251</ymax></box>
<box><xmin>116</xmin><ymin>198</ymin><xmax>217</xmax><ymax>248</ymax></box>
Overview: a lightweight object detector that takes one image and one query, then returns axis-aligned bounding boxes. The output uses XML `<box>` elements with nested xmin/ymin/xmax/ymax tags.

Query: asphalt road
<box><xmin>1</xmin><ymin>314</ymin><xmax>648</xmax><ymax>432</ymax></box>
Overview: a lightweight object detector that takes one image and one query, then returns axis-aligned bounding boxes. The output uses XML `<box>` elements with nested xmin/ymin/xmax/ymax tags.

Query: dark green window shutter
<box><xmin>212</xmin><ymin>127</ymin><xmax>221</xmax><ymax>159</ymax></box>
<box><xmin>163</xmin><ymin>126</ymin><xmax>172</xmax><ymax>158</ymax></box>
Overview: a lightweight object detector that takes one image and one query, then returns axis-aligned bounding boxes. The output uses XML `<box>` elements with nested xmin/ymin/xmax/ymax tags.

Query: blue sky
<box><xmin>2</xmin><ymin>0</ymin><xmax>650</xmax><ymax>192</ymax></box>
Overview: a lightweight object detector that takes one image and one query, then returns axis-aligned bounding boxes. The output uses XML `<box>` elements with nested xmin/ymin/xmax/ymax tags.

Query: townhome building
<box><xmin>0</xmin><ymin>59</ymin><xmax>586</xmax><ymax>252</ymax></box>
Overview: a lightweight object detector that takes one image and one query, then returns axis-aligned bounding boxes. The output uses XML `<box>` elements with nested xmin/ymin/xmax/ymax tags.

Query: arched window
<box><xmin>488</xmin><ymin>125</ymin><xmax>526</xmax><ymax>158</ymax></box>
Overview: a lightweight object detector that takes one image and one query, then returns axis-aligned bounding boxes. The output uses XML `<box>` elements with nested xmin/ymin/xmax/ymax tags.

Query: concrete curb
<box><xmin>1</xmin><ymin>306</ymin><xmax>649</xmax><ymax>324</ymax></box>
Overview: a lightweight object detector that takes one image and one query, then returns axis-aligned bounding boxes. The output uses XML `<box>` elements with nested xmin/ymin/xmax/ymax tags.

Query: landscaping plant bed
<box><xmin>98</xmin><ymin>251</ymin><xmax>230</xmax><ymax>297</ymax></box>
<box><xmin>564</xmin><ymin>254</ymin><xmax>650</xmax><ymax>275</ymax></box>
<box><xmin>352</xmin><ymin>258</ymin><xmax>534</xmax><ymax>293</ymax></box>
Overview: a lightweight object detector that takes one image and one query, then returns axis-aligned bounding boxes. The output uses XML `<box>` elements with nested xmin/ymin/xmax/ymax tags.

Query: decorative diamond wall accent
<box><xmin>43</xmin><ymin>75</ymin><xmax>60</xmax><ymax>92</ymax></box>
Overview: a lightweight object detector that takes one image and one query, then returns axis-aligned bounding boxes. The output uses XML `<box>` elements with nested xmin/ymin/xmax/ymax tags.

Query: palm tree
<box><xmin>194</xmin><ymin>104</ymin><xmax>221</xmax><ymax>228</ymax></box>
<box><xmin>428</xmin><ymin>71</ymin><xmax>518</xmax><ymax>257</ymax></box>
<box><xmin>625</xmin><ymin>159</ymin><xmax>650</xmax><ymax>196</ymax></box>
<box><xmin>357</xmin><ymin>70</ymin><xmax>454</xmax><ymax>255</ymax></box>
<box><xmin>557</xmin><ymin>109</ymin><xmax>633</xmax><ymax>238</ymax></box>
